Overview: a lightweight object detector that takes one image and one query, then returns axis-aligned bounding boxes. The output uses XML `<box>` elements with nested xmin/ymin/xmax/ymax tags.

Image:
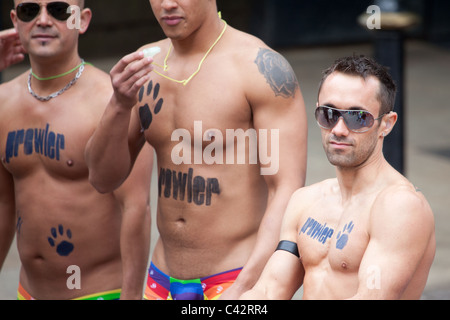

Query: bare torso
<box><xmin>140</xmin><ymin>28</ymin><xmax>276</xmax><ymax>279</ymax></box>
<box><xmin>296</xmin><ymin>173</ymin><xmax>435</xmax><ymax>299</ymax></box>
<box><xmin>0</xmin><ymin>66</ymin><xmax>124</xmax><ymax>299</ymax></box>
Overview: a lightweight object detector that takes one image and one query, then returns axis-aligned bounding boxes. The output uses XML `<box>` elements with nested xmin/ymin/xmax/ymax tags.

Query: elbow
<box><xmin>88</xmin><ymin>172</ymin><xmax>121</xmax><ymax>194</ymax></box>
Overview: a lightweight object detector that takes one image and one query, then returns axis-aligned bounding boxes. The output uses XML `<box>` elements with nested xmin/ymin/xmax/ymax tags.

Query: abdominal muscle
<box><xmin>14</xmin><ymin>176</ymin><xmax>123</xmax><ymax>300</ymax></box>
<box><xmin>152</xmin><ymin>165</ymin><xmax>267</xmax><ymax>280</ymax></box>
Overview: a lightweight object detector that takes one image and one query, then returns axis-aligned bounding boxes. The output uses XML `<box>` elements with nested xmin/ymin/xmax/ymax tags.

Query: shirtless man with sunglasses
<box><xmin>241</xmin><ymin>56</ymin><xmax>435</xmax><ymax>300</ymax></box>
<box><xmin>0</xmin><ymin>0</ymin><xmax>153</xmax><ymax>300</ymax></box>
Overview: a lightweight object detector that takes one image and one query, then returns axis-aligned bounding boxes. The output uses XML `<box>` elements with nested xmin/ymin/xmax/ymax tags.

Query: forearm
<box><xmin>86</xmin><ymin>97</ymin><xmax>135</xmax><ymax>193</ymax></box>
<box><xmin>240</xmin><ymin>251</ymin><xmax>304</xmax><ymax>300</ymax></box>
<box><xmin>119</xmin><ymin>205</ymin><xmax>151</xmax><ymax>300</ymax></box>
<box><xmin>0</xmin><ymin>206</ymin><xmax>16</xmax><ymax>271</ymax></box>
<box><xmin>231</xmin><ymin>185</ymin><xmax>296</xmax><ymax>296</ymax></box>
<box><xmin>86</xmin><ymin>51</ymin><xmax>152</xmax><ymax>193</ymax></box>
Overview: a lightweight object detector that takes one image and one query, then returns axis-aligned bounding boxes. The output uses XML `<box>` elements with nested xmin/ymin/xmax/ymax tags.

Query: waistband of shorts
<box><xmin>17</xmin><ymin>283</ymin><xmax>121</xmax><ymax>300</ymax></box>
<box><xmin>145</xmin><ymin>262</ymin><xmax>242</xmax><ymax>300</ymax></box>
<box><xmin>149</xmin><ymin>261</ymin><xmax>243</xmax><ymax>284</ymax></box>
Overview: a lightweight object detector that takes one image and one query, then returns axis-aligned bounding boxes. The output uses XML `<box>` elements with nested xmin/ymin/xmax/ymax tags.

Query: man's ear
<box><xmin>78</xmin><ymin>8</ymin><xmax>92</xmax><ymax>35</ymax></box>
<box><xmin>381</xmin><ymin>111</ymin><xmax>398</xmax><ymax>138</ymax></box>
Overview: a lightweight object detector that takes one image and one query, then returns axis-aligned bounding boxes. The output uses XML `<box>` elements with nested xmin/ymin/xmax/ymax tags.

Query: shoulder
<box><xmin>224</xmin><ymin>27</ymin><xmax>299</xmax><ymax>100</ymax></box>
<box><xmin>81</xmin><ymin>64</ymin><xmax>112</xmax><ymax>96</ymax></box>
<box><xmin>223</xmin><ymin>26</ymin><xmax>289</xmax><ymax>72</ymax></box>
<box><xmin>371</xmin><ymin>180</ymin><xmax>434</xmax><ymax>238</ymax></box>
<box><xmin>0</xmin><ymin>72</ymin><xmax>28</xmax><ymax>111</ymax></box>
<box><xmin>288</xmin><ymin>179</ymin><xmax>338</xmax><ymax>211</ymax></box>
<box><xmin>138</xmin><ymin>39</ymin><xmax>168</xmax><ymax>50</ymax></box>
<box><xmin>138</xmin><ymin>39</ymin><xmax>170</xmax><ymax>59</ymax></box>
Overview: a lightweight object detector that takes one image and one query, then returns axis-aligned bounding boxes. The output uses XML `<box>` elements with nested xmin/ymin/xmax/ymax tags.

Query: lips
<box><xmin>32</xmin><ymin>33</ymin><xmax>57</xmax><ymax>41</ymax></box>
<box><xmin>162</xmin><ymin>16</ymin><xmax>183</xmax><ymax>26</ymax></box>
<box><xmin>329</xmin><ymin>140</ymin><xmax>353</xmax><ymax>149</ymax></box>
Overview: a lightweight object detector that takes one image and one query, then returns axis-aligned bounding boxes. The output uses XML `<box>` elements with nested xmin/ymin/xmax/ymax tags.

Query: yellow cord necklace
<box><xmin>152</xmin><ymin>19</ymin><xmax>227</xmax><ymax>86</ymax></box>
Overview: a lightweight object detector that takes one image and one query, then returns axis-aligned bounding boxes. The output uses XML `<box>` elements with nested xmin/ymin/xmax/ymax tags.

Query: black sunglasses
<box><xmin>315</xmin><ymin>105</ymin><xmax>386</xmax><ymax>133</ymax></box>
<box><xmin>16</xmin><ymin>2</ymin><xmax>71</xmax><ymax>22</ymax></box>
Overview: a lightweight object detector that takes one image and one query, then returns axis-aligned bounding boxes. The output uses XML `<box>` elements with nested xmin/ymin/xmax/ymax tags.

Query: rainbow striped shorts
<box><xmin>144</xmin><ymin>262</ymin><xmax>242</xmax><ymax>300</ymax></box>
<box><xmin>17</xmin><ymin>283</ymin><xmax>121</xmax><ymax>300</ymax></box>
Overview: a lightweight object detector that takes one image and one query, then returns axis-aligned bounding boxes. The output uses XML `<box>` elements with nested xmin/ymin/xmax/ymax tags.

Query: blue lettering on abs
<box><xmin>300</xmin><ymin>217</ymin><xmax>334</xmax><ymax>245</ymax></box>
<box><xmin>5</xmin><ymin>124</ymin><xmax>65</xmax><ymax>163</ymax></box>
<box><xmin>158</xmin><ymin>167</ymin><xmax>220</xmax><ymax>206</ymax></box>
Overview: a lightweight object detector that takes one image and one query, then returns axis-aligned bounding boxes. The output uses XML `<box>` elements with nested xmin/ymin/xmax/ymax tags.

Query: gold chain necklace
<box><xmin>152</xmin><ymin>19</ymin><xmax>227</xmax><ymax>86</ymax></box>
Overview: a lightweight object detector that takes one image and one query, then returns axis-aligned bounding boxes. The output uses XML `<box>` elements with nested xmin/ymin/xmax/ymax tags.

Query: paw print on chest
<box><xmin>336</xmin><ymin>221</ymin><xmax>354</xmax><ymax>250</ymax></box>
<box><xmin>138</xmin><ymin>80</ymin><xmax>164</xmax><ymax>131</ymax></box>
<box><xmin>48</xmin><ymin>224</ymin><xmax>74</xmax><ymax>257</ymax></box>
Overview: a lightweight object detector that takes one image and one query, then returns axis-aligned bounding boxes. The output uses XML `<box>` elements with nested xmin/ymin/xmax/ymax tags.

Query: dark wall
<box><xmin>1</xmin><ymin>0</ymin><xmax>449</xmax><ymax>59</ymax></box>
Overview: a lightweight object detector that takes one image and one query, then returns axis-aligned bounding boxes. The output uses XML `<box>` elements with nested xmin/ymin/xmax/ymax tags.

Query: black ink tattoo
<box><xmin>138</xmin><ymin>80</ymin><xmax>164</xmax><ymax>131</ymax></box>
<box><xmin>48</xmin><ymin>224</ymin><xmax>74</xmax><ymax>257</ymax></box>
<box><xmin>158</xmin><ymin>167</ymin><xmax>220</xmax><ymax>206</ymax></box>
<box><xmin>16</xmin><ymin>215</ymin><xmax>23</xmax><ymax>236</ymax></box>
<box><xmin>255</xmin><ymin>48</ymin><xmax>299</xmax><ymax>99</ymax></box>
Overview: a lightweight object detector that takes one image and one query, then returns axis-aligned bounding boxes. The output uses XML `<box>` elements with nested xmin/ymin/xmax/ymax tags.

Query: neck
<box><xmin>335</xmin><ymin>152</ymin><xmax>387</xmax><ymax>203</ymax></box>
<box><xmin>29</xmin><ymin>54</ymin><xmax>83</xmax><ymax>93</ymax></box>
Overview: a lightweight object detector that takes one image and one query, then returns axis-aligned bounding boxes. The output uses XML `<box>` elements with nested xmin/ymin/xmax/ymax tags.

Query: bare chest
<box><xmin>298</xmin><ymin>201</ymin><xmax>371</xmax><ymax>273</ymax></box>
<box><xmin>0</xmin><ymin>97</ymin><xmax>100</xmax><ymax>179</ymax></box>
<box><xmin>137</xmin><ymin>74</ymin><xmax>252</xmax><ymax>151</ymax></box>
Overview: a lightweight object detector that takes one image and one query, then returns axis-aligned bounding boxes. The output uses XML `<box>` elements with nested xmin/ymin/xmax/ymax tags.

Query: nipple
<box><xmin>66</xmin><ymin>160</ymin><xmax>74</xmax><ymax>167</ymax></box>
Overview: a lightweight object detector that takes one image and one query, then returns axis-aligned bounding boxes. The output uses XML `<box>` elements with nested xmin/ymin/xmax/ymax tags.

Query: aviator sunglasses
<box><xmin>315</xmin><ymin>105</ymin><xmax>387</xmax><ymax>133</ymax></box>
<box><xmin>16</xmin><ymin>2</ymin><xmax>71</xmax><ymax>22</ymax></box>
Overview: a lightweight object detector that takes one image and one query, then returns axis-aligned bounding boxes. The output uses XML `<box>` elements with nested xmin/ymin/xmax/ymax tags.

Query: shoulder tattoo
<box><xmin>254</xmin><ymin>48</ymin><xmax>299</xmax><ymax>99</ymax></box>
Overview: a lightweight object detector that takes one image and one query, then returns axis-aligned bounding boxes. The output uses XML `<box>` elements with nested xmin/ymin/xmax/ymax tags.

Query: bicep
<box><xmin>248</xmin><ymin>48</ymin><xmax>308</xmax><ymax>188</ymax></box>
<box><xmin>253</xmin><ymin>250</ymin><xmax>304</xmax><ymax>300</ymax></box>
<box><xmin>257</xmin><ymin>190</ymin><xmax>306</xmax><ymax>299</ymax></box>
<box><xmin>355</xmin><ymin>195</ymin><xmax>434</xmax><ymax>299</ymax></box>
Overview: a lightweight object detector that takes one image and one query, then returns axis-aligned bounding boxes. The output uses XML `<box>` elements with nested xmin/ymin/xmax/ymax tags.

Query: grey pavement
<box><xmin>0</xmin><ymin>40</ymin><xmax>449</xmax><ymax>300</ymax></box>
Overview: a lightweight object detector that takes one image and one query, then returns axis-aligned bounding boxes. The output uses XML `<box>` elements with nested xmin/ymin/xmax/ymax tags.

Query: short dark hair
<box><xmin>318</xmin><ymin>55</ymin><xmax>397</xmax><ymax>115</ymax></box>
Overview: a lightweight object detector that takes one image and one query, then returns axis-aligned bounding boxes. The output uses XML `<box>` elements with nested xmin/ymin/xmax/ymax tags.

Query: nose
<box><xmin>36</xmin><ymin>6</ymin><xmax>53</xmax><ymax>27</ymax></box>
<box><xmin>331</xmin><ymin>117</ymin><xmax>350</xmax><ymax>137</ymax></box>
<box><xmin>161</xmin><ymin>0</ymin><xmax>178</xmax><ymax>11</ymax></box>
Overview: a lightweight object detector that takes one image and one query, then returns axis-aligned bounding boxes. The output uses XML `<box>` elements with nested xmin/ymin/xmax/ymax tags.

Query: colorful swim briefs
<box><xmin>144</xmin><ymin>262</ymin><xmax>242</xmax><ymax>300</ymax></box>
<box><xmin>17</xmin><ymin>283</ymin><xmax>121</xmax><ymax>300</ymax></box>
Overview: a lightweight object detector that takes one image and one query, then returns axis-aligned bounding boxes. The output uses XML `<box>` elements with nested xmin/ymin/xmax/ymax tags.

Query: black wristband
<box><xmin>275</xmin><ymin>240</ymin><xmax>300</xmax><ymax>258</ymax></box>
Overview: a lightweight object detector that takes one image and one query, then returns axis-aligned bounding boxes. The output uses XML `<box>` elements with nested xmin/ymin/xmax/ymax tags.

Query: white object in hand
<box><xmin>143</xmin><ymin>47</ymin><xmax>161</xmax><ymax>59</ymax></box>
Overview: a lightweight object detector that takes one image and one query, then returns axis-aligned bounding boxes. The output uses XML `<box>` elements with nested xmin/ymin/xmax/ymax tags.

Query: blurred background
<box><xmin>2</xmin><ymin>0</ymin><xmax>450</xmax><ymax>57</ymax></box>
<box><xmin>1</xmin><ymin>0</ymin><xmax>449</xmax><ymax>300</ymax></box>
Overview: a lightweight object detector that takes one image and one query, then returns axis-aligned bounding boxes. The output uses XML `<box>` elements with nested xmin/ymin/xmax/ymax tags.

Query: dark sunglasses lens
<box><xmin>316</xmin><ymin>107</ymin><xmax>339</xmax><ymax>129</ymax></box>
<box><xmin>17</xmin><ymin>3</ymin><xmax>41</xmax><ymax>22</ymax></box>
<box><xmin>344</xmin><ymin>110</ymin><xmax>374</xmax><ymax>132</ymax></box>
<box><xmin>316</xmin><ymin>107</ymin><xmax>375</xmax><ymax>132</ymax></box>
<box><xmin>47</xmin><ymin>2</ymin><xmax>71</xmax><ymax>21</ymax></box>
